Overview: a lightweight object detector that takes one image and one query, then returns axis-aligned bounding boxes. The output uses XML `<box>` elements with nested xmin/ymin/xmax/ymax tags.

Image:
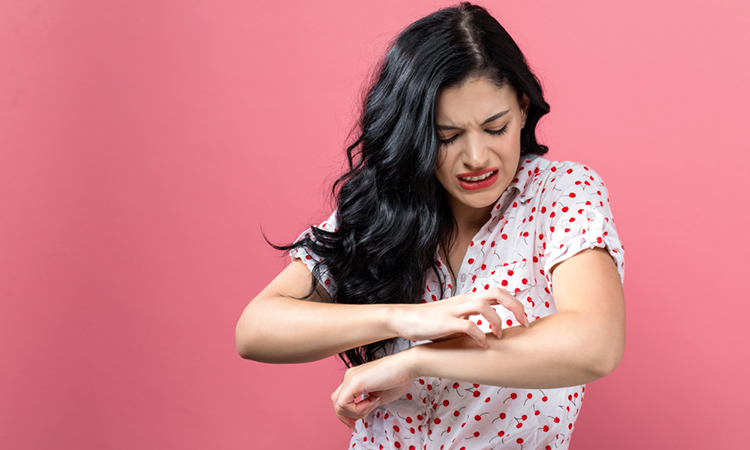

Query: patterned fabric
<box><xmin>291</xmin><ymin>154</ymin><xmax>625</xmax><ymax>449</ymax></box>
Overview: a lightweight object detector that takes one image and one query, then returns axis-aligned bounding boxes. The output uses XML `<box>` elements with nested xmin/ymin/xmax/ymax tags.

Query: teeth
<box><xmin>461</xmin><ymin>171</ymin><xmax>495</xmax><ymax>182</ymax></box>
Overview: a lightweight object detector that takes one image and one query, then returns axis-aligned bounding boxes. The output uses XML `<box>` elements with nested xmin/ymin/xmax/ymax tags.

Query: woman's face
<box><xmin>434</xmin><ymin>77</ymin><xmax>529</xmax><ymax>219</ymax></box>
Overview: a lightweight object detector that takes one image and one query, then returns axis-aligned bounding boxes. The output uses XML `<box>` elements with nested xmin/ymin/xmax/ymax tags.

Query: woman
<box><xmin>236</xmin><ymin>3</ymin><xmax>625</xmax><ymax>449</ymax></box>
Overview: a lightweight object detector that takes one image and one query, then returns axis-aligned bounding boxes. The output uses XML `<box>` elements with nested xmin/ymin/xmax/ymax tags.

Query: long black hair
<box><xmin>276</xmin><ymin>2</ymin><xmax>550</xmax><ymax>367</ymax></box>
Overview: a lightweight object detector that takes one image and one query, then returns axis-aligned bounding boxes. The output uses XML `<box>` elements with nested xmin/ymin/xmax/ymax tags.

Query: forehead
<box><xmin>436</xmin><ymin>77</ymin><xmax>519</xmax><ymax>125</ymax></box>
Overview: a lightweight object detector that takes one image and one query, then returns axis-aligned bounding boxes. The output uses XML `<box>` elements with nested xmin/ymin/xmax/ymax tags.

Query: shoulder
<box><xmin>525</xmin><ymin>157</ymin><xmax>611</xmax><ymax>205</ymax></box>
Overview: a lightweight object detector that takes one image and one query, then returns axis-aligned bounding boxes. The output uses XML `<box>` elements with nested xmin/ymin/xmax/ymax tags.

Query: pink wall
<box><xmin>1</xmin><ymin>0</ymin><xmax>747</xmax><ymax>448</ymax></box>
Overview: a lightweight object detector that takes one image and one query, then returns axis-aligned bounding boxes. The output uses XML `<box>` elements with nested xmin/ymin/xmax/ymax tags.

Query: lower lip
<box><xmin>457</xmin><ymin>171</ymin><xmax>499</xmax><ymax>190</ymax></box>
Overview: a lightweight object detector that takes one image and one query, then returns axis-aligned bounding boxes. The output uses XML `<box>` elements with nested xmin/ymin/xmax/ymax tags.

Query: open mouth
<box><xmin>459</xmin><ymin>171</ymin><xmax>496</xmax><ymax>182</ymax></box>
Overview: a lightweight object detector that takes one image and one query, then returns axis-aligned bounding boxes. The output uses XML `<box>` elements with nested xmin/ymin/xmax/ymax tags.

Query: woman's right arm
<box><xmin>236</xmin><ymin>258</ymin><xmax>529</xmax><ymax>364</ymax></box>
<box><xmin>235</xmin><ymin>258</ymin><xmax>399</xmax><ymax>364</ymax></box>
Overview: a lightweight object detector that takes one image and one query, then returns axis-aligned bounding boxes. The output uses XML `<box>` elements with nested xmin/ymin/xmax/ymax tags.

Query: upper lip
<box><xmin>457</xmin><ymin>168</ymin><xmax>497</xmax><ymax>178</ymax></box>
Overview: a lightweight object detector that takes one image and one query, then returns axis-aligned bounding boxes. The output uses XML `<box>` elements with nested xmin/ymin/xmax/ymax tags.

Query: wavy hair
<box><xmin>276</xmin><ymin>2</ymin><xmax>550</xmax><ymax>367</ymax></box>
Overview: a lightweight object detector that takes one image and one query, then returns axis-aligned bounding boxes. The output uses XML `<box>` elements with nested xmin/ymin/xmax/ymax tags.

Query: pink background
<box><xmin>1</xmin><ymin>0</ymin><xmax>748</xmax><ymax>448</ymax></box>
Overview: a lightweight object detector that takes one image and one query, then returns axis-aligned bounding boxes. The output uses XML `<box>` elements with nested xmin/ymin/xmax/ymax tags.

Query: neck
<box><xmin>446</xmin><ymin>196</ymin><xmax>495</xmax><ymax>239</ymax></box>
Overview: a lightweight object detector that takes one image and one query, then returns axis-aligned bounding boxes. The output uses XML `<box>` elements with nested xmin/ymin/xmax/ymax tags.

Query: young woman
<box><xmin>236</xmin><ymin>3</ymin><xmax>625</xmax><ymax>449</ymax></box>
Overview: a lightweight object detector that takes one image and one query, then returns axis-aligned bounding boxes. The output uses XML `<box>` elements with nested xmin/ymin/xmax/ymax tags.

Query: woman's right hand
<box><xmin>389</xmin><ymin>287</ymin><xmax>530</xmax><ymax>349</ymax></box>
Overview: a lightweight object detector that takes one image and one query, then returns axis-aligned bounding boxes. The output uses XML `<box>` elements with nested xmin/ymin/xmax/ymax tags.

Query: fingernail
<box><xmin>523</xmin><ymin>318</ymin><xmax>531</xmax><ymax>328</ymax></box>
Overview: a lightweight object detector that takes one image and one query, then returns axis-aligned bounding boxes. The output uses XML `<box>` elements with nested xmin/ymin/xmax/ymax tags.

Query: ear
<box><xmin>520</xmin><ymin>94</ymin><xmax>530</xmax><ymax>124</ymax></box>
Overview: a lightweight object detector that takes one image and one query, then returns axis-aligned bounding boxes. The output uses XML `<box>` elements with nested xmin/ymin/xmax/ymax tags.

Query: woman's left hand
<box><xmin>331</xmin><ymin>351</ymin><xmax>417</xmax><ymax>431</ymax></box>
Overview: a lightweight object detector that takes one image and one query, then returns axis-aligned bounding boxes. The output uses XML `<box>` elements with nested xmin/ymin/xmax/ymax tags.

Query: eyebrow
<box><xmin>436</xmin><ymin>109</ymin><xmax>510</xmax><ymax>130</ymax></box>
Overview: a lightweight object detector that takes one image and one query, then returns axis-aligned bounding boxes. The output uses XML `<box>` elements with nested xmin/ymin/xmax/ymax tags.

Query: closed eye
<box><xmin>439</xmin><ymin>124</ymin><xmax>510</xmax><ymax>146</ymax></box>
<box><xmin>486</xmin><ymin>124</ymin><xmax>509</xmax><ymax>136</ymax></box>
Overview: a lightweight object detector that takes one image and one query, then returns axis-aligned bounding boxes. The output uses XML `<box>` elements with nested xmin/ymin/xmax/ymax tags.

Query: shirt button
<box><xmin>460</xmin><ymin>274</ymin><xmax>467</xmax><ymax>282</ymax></box>
<box><xmin>587</xmin><ymin>211</ymin><xmax>597</xmax><ymax>220</ymax></box>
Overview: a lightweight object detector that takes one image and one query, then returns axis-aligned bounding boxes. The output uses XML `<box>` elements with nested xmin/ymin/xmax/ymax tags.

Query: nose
<box><xmin>461</xmin><ymin>132</ymin><xmax>490</xmax><ymax>170</ymax></box>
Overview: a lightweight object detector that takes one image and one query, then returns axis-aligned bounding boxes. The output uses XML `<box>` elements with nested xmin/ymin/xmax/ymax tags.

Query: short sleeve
<box><xmin>540</xmin><ymin>163</ymin><xmax>625</xmax><ymax>285</ymax></box>
<box><xmin>288</xmin><ymin>210</ymin><xmax>339</xmax><ymax>298</ymax></box>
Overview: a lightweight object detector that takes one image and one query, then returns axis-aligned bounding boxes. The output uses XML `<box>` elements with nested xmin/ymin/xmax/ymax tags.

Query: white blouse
<box><xmin>291</xmin><ymin>153</ymin><xmax>625</xmax><ymax>450</ymax></box>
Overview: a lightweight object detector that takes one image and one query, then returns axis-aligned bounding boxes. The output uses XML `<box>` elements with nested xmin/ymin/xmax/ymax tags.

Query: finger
<box><xmin>472</xmin><ymin>302</ymin><xmax>505</xmax><ymax>338</ymax></box>
<box><xmin>331</xmin><ymin>383</ymin><xmax>343</xmax><ymax>406</ymax></box>
<box><xmin>458</xmin><ymin>320</ymin><xmax>489</xmax><ymax>349</ymax></box>
<box><xmin>491</xmin><ymin>288</ymin><xmax>530</xmax><ymax>328</ymax></box>
<box><xmin>336</xmin><ymin>412</ymin><xmax>357</xmax><ymax>432</ymax></box>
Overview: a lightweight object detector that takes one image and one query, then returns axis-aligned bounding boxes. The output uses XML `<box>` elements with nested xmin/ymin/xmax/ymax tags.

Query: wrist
<box><xmin>402</xmin><ymin>343</ymin><xmax>428</xmax><ymax>379</ymax></box>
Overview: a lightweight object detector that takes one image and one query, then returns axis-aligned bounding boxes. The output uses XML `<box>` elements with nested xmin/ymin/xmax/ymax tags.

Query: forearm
<box><xmin>236</xmin><ymin>295</ymin><xmax>398</xmax><ymax>364</ymax></box>
<box><xmin>406</xmin><ymin>310</ymin><xmax>621</xmax><ymax>389</ymax></box>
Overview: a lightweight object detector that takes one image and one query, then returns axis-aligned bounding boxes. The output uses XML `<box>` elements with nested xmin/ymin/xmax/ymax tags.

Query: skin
<box><xmin>236</xmin><ymin>77</ymin><xmax>626</xmax><ymax>432</ymax></box>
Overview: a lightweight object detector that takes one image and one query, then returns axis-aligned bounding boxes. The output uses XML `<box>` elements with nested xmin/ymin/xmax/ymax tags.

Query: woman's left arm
<box><xmin>331</xmin><ymin>247</ymin><xmax>625</xmax><ymax>428</ymax></box>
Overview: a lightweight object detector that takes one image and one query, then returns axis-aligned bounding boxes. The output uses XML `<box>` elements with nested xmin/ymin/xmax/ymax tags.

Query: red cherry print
<box><xmin>468</xmin><ymin>258</ymin><xmax>474</xmax><ymax>264</ymax></box>
<box><xmin>551</xmin><ymin>166</ymin><xmax>557</xmax><ymax>172</ymax></box>
<box><xmin>550</xmin><ymin>212</ymin><xmax>555</xmax><ymax>218</ymax></box>
<box><xmin>554</xmin><ymin>417</ymin><xmax>560</xmax><ymax>423</ymax></box>
<box><xmin>562</xmin><ymin>206</ymin><xmax>569</xmax><ymax>212</ymax></box>
<box><xmin>405</xmin><ymin>417</ymin><xmax>412</xmax><ymax>424</ymax></box>
<box><xmin>566</xmin><ymin>168</ymin><xmax>573</xmax><ymax>174</ymax></box>
<box><xmin>418</xmin><ymin>379</ymin><xmax>425</xmax><ymax>385</ymax></box>
<box><xmin>569</xmin><ymin>192</ymin><xmax>576</xmax><ymax>198</ymax></box>
<box><xmin>473</xmin><ymin>432</ymin><xmax>480</xmax><ymax>438</ymax></box>
<box><xmin>385</xmin><ymin>413</ymin><xmax>389</xmax><ymax>419</ymax></box>
<box><xmin>507</xmin><ymin>269</ymin><xmax>514</xmax><ymax>276</ymax></box>
<box><xmin>481</xmin><ymin>264</ymin><xmax>486</xmax><ymax>270</ymax></box>
<box><xmin>500</xmin><ymin>412</ymin><xmax>507</xmax><ymax>419</ymax></box>
<box><xmin>475</xmin><ymin>415</ymin><xmax>482</xmax><ymax>421</ymax></box>
<box><xmin>574</xmin><ymin>392</ymin><xmax>578</xmax><ymax>398</ymax></box>
<box><xmin>543</xmin><ymin>425</ymin><xmax>549</xmax><ymax>432</ymax></box>
<box><xmin>305</xmin><ymin>255</ymin><xmax>312</xmax><ymax>260</ymax></box>
<box><xmin>511</xmin><ymin>393</ymin><xmax>517</xmax><ymax>399</ymax></box>
<box><xmin>484</xmin><ymin>284</ymin><xmax>489</xmax><ymax>290</ymax></box>
<box><xmin>521</xmin><ymin>414</ymin><xmax>527</xmax><ymax>420</ymax></box>
<box><xmin>516</xmin><ymin>422</ymin><xmax>523</xmax><ymax>428</ymax></box>
<box><xmin>443</xmin><ymin>400</ymin><xmax>450</xmax><ymax>407</ymax></box>
<box><xmin>517</xmin><ymin>438</ymin><xmax>524</xmax><ymax>444</ymax></box>
<box><xmin>506</xmin><ymin>319</ymin><xmax>512</xmax><ymax>326</ymax></box>
<box><xmin>393</xmin><ymin>425</ymin><xmax>400</xmax><ymax>432</ymax></box>
<box><xmin>569</xmin><ymin>423</ymin><xmax>573</xmax><ymax>430</ymax></box>
<box><xmin>417</xmin><ymin>414</ymin><xmax>423</xmax><ymax>420</ymax></box>
<box><xmin>453</xmin><ymin>382</ymin><xmax>460</xmax><ymax>389</ymax></box>
<box><xmin>473</xmin><ymin>390</ymin><xmax>481</xmax><ymax>398</ymax></box>
<box><xmin>454</xmin><ymin>410</ymin><xmax>460</xmax><ymax>417</ymax></box>
<box><xmin>406</xmin><ymin>393</ymin><xmax>412</xmax><ymax>400</ymax></box>
<box><xmin>501</xmin><ymin>280</ymin><xmax>508</xmax><ymax>287</ymax></box>
<box><xmin>485</xmin><ymin>397</ymin><xmax>491</xmax><ymax>403</ymax></box>
<box><xmin>409</xmin><ymin>446</ymin><xmax>415</xmax><ymax>450</ymax></box>
<box><xmin>512</xmin><ymin>202</ymin><xmax>518</xmax><ymax>208</ymax></box>
<box><xmin>410</xmin><ymin>427</ymin><xmax>415</xmax><ymax>434</ymax></box>
<box><xmin>501</xmin><ymin>233</ymin><xmax>508</xmax><ymax>240</ymax></box>
<box><xmin>535</xmin><ymin>410</ymin><xmax>541</xmax><ymax>416</ymax></box>
<box><xmin>394</xmin><ymin>443</ymin><xmax>401</xmax><ymax>449</ymax></box>
<box><xmin>491</xmin><ymin>241</ymin><xmax>496</xmax><ymax>247</ymax></box>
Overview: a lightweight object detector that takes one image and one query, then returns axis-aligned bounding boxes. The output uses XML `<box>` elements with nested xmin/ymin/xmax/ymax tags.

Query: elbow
<box><xmin>587</xmin><ymin>335</ymin><xmax>625</xmax><ymax>379</ymax></box>
<box><xmin>235</xmin><ymin>319</ymin><xmax>261</xmax><ymax>361</ymax></box>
